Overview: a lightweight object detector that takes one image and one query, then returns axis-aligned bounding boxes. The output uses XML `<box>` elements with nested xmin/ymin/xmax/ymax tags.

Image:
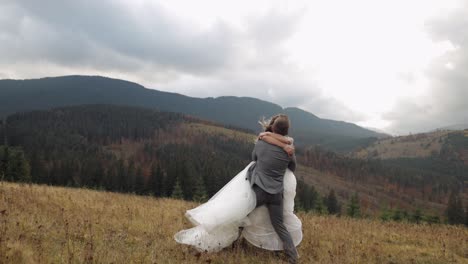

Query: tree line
<box><xmin>1</xmin><ymin>105</ymin><xmax>251</xmax><ymax>200</ymax></box>
<box><xmin>299</xmin><ymin>145</ymin><xmax>467</xmax><ymax>204</ymax></box>
<box><xmin>1</xmin><ymin>105</ymin><xmax>467</xmax><ymax>226</ymax></box>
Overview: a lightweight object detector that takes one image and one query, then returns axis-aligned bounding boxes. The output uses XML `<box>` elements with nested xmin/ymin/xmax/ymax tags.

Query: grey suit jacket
<box><xmin>247</xmin><ymin>140</ymin><xmax>296</xmax><ymax>194</ymax></box>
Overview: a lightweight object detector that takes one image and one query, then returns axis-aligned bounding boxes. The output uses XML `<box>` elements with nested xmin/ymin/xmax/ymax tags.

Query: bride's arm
<box><xmin>259</xmin><ymin>134</ymin><xmax>295</xmax><ymax>156</ymax></box>
<box><xmin>258</xmin><ymin>132</ymin><xmax>292</xmax><ymax>144</ymax></box>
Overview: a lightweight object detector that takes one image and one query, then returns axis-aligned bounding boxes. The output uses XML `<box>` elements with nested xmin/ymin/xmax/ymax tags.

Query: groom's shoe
<box><xmin>288</xmin><ymin>257</ymin><xmax>298</xmax><ymax>264</ymax></box>
<box><xmin>287</xmin><ymin>255</ymin><xmax>298</xmax><ymax>264</ymax></box>
<box><xmin>277</xmin><ymin>249</ymin><xmax>298</xmax><ymax>264</ymax></box>
<box><xmin>278</xmin><ymin>253</ymin><xmax>298</xmax><ymax>264</ymax></box>
<box><xmin>286</xmin><ymin>247</ymin><xmax>299</xmax><ymax>264</ymax></box>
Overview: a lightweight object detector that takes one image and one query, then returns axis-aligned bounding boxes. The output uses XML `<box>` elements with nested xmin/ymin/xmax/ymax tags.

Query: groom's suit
<box><xmin>247</xmin><ymin>140</ymin><xmax>298</xmax><ymax>262</ymax></box>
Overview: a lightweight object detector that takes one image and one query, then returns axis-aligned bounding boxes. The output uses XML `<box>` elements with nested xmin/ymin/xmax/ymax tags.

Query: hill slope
<box><xmin>351</xmin><ymin>130</ymin><xmax>466</xmax><ymax>160</ymax></box>
<box><xmin>1</xmin><ymin>104</ymin><xmax>254</xmax><ymax>200</ymax></box>
<box><xmin>1</xmin><ymin>182</ymin><xmax>467</xmax><ymax>264</ymax></box>
<box><xmin>349</xmin><ymin>130</ymin><xmax>468</xmax><ymax>184</ymax></box>
<box><xmin>2</xmin><ymin>104</ymin><xmax>465</xmax><ymax>217</ymax></box>
<box><xmin>0</xmin><ymin>75</ymin><xmax>385</xmax><ymax>150</ymax></box>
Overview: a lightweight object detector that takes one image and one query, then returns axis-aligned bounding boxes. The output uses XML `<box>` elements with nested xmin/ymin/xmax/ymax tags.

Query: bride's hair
<box><xmin>259</xmin><ymin>115</ymin><xmax>280</xmax><ymax>132</ymax></box>
<box><xmin>257</xmin><ymin>114</ymin><xmax>293</xmax><ymax>143</ymax></box>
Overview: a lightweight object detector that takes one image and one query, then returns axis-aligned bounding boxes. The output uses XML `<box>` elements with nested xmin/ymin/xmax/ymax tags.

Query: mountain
<box><xmin>436</xmin><ymin>123</ymin><xmax>468</xmax><ymax>131</ymax></box>
<box><xmin>0</xmin><ymin>75</ymin><xmax>385</xmax><ymax>151</ymax></box>
<box><xmin>363</xmin><ymin>126</ymin><xmax>391</xmax><ymax>136</ymax></box>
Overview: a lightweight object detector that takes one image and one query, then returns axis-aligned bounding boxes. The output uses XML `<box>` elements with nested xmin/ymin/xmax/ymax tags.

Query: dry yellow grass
<box><xmin>1</xmin><ymin>182</ymin><xmax>467</xmax><ymax>264</ymax></box>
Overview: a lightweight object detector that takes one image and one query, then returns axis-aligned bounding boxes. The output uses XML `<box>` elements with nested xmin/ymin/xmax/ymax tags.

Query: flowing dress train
<box><xmin>174</xmin><ymin>162</ymin><xmax>302</xmax><ymax>252</ymax></box>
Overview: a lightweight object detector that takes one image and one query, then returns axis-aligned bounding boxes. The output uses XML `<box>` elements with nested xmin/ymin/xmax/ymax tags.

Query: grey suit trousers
<box><xmin>252</xmin><ymin>184</ymin><xmax>298</xmax><ymax>261</ymax></box>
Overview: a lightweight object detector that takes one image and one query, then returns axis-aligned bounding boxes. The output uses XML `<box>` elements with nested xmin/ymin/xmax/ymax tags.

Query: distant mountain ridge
<box><xmin>0</xmin><ymin>75</ymin><xmax>386</xmax><ymax>150</ymax></box>
<box><xmin>436</xmin><ymin>123</ymin><xmax>468</xmax><ymax>131</ymax></box>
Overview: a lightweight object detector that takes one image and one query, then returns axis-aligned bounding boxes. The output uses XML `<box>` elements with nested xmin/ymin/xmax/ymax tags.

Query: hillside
<box><xmin>300</xmin><ymin>143</ymin><xmax>468</xmax><ymax>217</ymax></box>
<box><xmin>0</xmin><ymin>105</ymin><xmax>254</xmax><ymax>200</ymax></box>
<box><xmin>0</xmin><ymin>75</ymin><xmax>386</xmax><ymax>151</ymax></box>
<box><xmin>351</xmin><ymin>130</ymin><xmax>468</xmax><ymax>167</ymax></box>
<box><xmin>1</xmin><ymin>104</ymin><xmax>466</xmax><ymax>219</ymax></box>
<box><xmin>296</xmin><ymin>163</ymin><xmax>458</xmax><ymax>218</ymax></box>
<box><xmin>1</xmin><ymin>182</ymin><xmax>467</xmax><ymax>264</ymax></box>
<box><xmin>352</xmin><ymin>130</ymin><xmax>455</xmax><ymax>160</ymax></box>
<box><xmin>349</xmin><ymin>130</ymin><xmax>468</xmax><ymax>188</ymax></box>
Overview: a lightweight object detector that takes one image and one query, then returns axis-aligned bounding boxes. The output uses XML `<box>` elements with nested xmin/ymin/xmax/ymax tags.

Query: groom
<box><xmin>247</xmin><ymin>114</ymin><xmax>299</xmax><ymax>264</ymax></box>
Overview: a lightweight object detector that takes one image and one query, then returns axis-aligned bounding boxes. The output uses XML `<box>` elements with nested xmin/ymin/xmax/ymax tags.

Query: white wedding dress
<box><xmin>174</xmin><ymin>162</ymin><xmax>303</xmax><ymax>252</ymax></box>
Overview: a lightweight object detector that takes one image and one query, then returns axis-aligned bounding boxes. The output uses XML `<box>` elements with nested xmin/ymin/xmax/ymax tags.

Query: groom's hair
<box><xmin>272</xmin><ymin>115</ymin><xmax>290</xmax><ymax>136</ymax></box>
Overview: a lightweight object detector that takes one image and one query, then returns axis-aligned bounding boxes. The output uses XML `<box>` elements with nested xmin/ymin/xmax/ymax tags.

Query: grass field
<box><xmin>1</xmin><ymin>182</ymin><xmax>467</xmax><ymax>264</ymax></box>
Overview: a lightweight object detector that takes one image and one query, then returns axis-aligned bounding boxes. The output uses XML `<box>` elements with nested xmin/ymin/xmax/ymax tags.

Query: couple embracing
<box><xmin>175</xmin><ymin>114</ymin><xmax>302</xmax><ymax>263</ymax></box>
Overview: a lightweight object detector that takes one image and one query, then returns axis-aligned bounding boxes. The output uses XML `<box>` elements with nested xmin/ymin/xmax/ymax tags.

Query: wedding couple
<box><xmin>175</xmin><ymin>114</ymin><xmax>302</xmax><ymax>263</ymax></box>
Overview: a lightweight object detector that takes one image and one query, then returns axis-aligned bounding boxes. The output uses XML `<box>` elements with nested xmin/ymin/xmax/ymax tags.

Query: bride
<box><xmin>174</xmin><ymin>116</ymin><xmax>303</xmax><ymax>253</ymax></box>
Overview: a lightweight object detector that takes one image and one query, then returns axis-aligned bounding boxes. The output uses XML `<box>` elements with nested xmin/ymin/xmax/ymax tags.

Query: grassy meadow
<box><xmin>0</xmin><ymin>182</ymin><xmax>467</xmax><ymax>264</ymax></box>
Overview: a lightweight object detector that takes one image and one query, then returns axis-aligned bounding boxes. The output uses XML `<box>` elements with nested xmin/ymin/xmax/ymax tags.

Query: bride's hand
<box><xmin>258</xmin><ymin>131</ymin><xmax>272</xmax><ymax>139</ymax></box>
<box><xmin>283</xmin><ymin>145</ymin><xmax>295</xmax><ymax>156</ymax></box>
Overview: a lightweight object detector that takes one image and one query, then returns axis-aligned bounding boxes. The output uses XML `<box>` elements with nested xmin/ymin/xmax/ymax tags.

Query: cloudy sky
<box><xmin>1</xmin><ymin>0</ymin><xmax>467</xmax><ymax>135</ymax></box>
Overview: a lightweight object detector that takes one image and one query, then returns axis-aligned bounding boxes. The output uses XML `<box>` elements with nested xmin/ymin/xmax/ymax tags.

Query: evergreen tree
<box><xmin>0</xmin><ymin>146</ymin><xmax>8</xmax><ymax>181</ymax></box>
<box><xmin>1</xmin><ymin>146</ymin><xmax>10</xmax><ymax>181</ymax></box>
<box><xmin>116</xmin><ymin>159</ymin><xmax>127</xmax><ymax>192</ymax></box>
<box><xmin>379</xmin><ymin>205</ymin><xmax>392</xmax><ymax>222</ymax></box>
<box><xmin>155</xmin><ymin>165</ymin><xmax>164</xmax><ymax>196</ymax></box>
<box><xmin>17</xmin><ymin>152</ymin><xmax>31</xmax><ymax>183</ymax></box>
<box><xmin>346</xmin><ymin>192</ymin><xmax>361</xmax><ymax>218</ymax></box>
<box><xmin>0</xmin><ymin>118</ymin><xmax>5</xmax><ymax>146</ymax></box>
<box><xmin>164</xmin><ymin>162</ymin><xmax>178</xmax><ymax>196</ymax></box>
<box><xmin>446</xmin><ymin>191</ymin><xmax>464</xmax><ymax>225</ymax></box>
<box><xmin>465</xmin><ymin>206</ymin><xmax>468</xmax><ymax>227</ymax></box>
<box><xmin>326</xmin><ymin>189</ymin><xmax>339</xmax><ymax>215</ymax></box>
<box><xmin>126</xmin><ymin>161</ymin><xmax>137</xmax><ymax>193</ymax></box>
<box><xmin>314</xmin><ymin>195</ymin><xmax>328</xmax><ymax>215</ymax></box>
<box><xmin>134</xmin><ymin>167</ymin><xmax>145</xmax><ymax>195</ymax></box>
<box><xmin>424</xmin><ymin>214</ymin><xmax>440</xmax><ymax>224</ymax></box>
<box><xmin>148</xmin><ymin>163</ymin><xmax>162</xmax><ymax>196</ymax></box>
<box><xmin>171</xmin><ymin>178</ymin><xmax>184</xmax><ymax>199</ymax></box>
<box><xmin>294</xmin><ymin>195</ymin><xmax>304</xmax><ymax>212</ymax></box>
<box><xmin>6</xmin><ymin>148</ymin><xmax>14</xmax><ymax>181</ymax></box>
<box><xmin>192</xmin><ymin>176</ymin><xmax>208</xmax><ymax>203</ymax></box>
<box><xmin>181</xmin><ymin>160</ymin><xmax>197</xmax><ymax>200</ymax></box>
<box><xmin>296</xmin><ymin>181</ymin><xmax>320</xmax><ymax>212</ymax></box>
<box><xmin>401</xmin><ymin>210</ymin><xmax>409</xmax><ymax>221</ymax></box>
<box><xmin>104</xmin><ymin>165</ymin><xmax>117</xmax><ymax>191</ymax></box>
<box><xmin>412</xmin><ymin>208</ymin><xmax>422</xmax><ymax>224</ymax></box>
<box><xmin>392</xmin><ymin>208</ymin><xmax>403</xmax><ymax>222</ymax></box>
<box><xmin>91</xmin><ymin>162</ymin><xmax>104</xmax><ymax>187</ymax></box>
<box><xmin>29</xmin><ymin>151</ymin><xmax>45</xmax><ymax>183</ymax></box>
<box><xmin>300</xmin><ymin>186</ymin><xmax>313</xmax><ymax>211</ymax></box>
<box><xmin>1</xmin><ymin>148</ymin><xmax>31</xmax><ymax>183</ymax></box>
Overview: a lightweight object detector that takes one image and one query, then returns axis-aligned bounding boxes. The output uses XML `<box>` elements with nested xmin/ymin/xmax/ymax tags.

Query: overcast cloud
<box><xmin>383</xmin><ymin>2</ymin><xmax>468</xmax><ymax>134</ymax></box>
<box><xmin>0</xmin><ymin>0</ymin><xmax>466</xmax><ymax>134</ymax></box>
<box><xmin>0</xmin><ymin>0</ymin><xmax>239</xmax><ymax>74</ymax></box>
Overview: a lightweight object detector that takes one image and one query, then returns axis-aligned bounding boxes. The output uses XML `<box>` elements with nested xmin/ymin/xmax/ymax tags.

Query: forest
<box><xmin>1</xmin><ymin>105</ymin><xmax>467</xmax><ymax>225</ymax></box>
<box><xmin>299</xmin><ymin>142</ymin><xmax>467</xmax><ymax>203</ymax></box>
